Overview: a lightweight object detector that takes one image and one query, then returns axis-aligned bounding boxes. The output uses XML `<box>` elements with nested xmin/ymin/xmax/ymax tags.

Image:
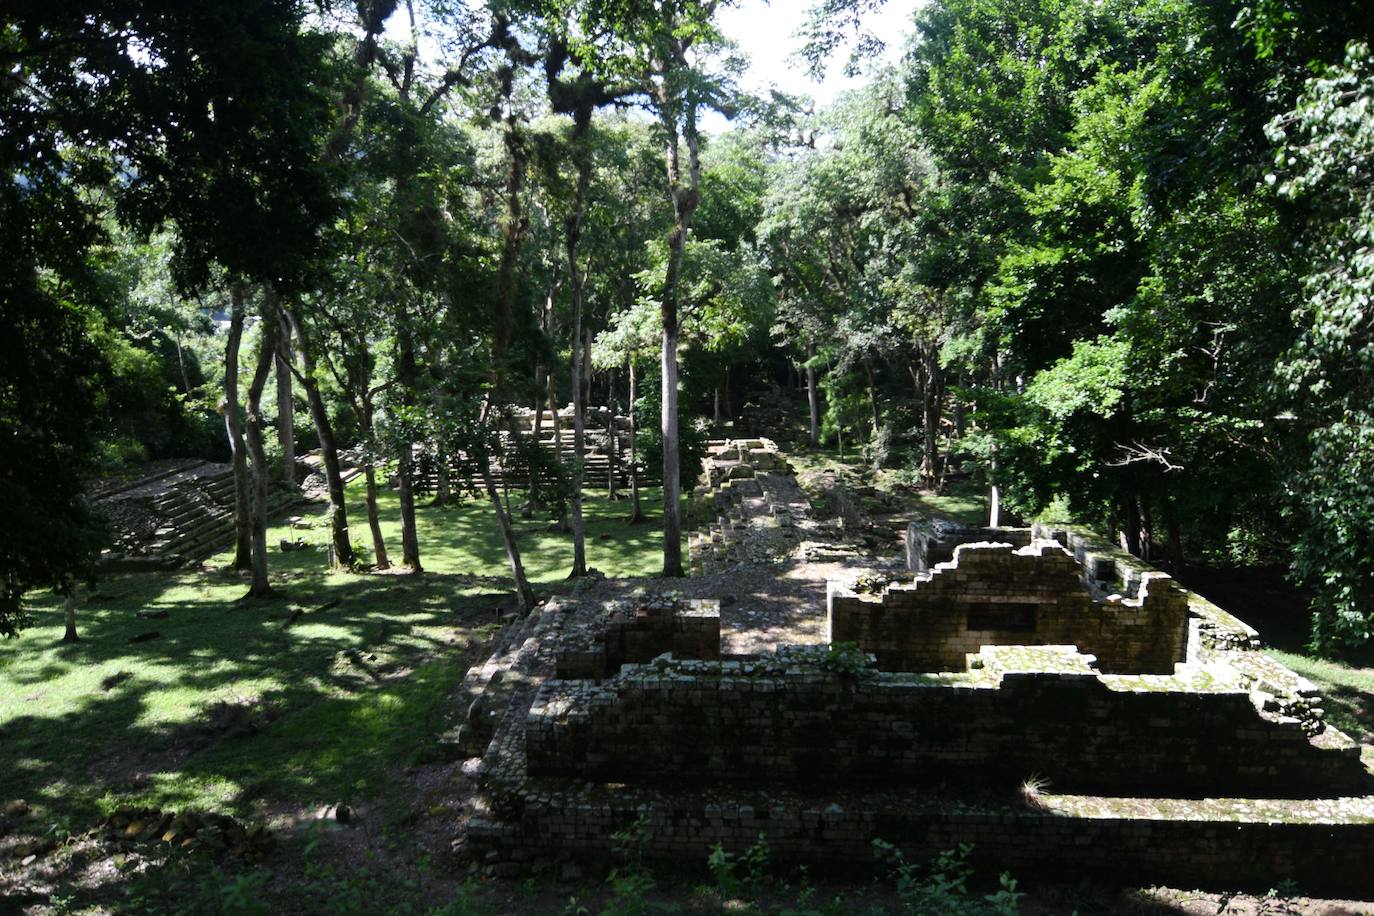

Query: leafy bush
<box><xmin>872</xmin><ymin>840</ymin><xmax>1022</xmax><ymax>915</ymax></box>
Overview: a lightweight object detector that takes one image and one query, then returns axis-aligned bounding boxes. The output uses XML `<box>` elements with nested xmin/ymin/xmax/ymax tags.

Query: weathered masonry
<box><xmin>827</xmin><ymin>539</ymin><xmax>1189</xmax><ymax>673</ymax></box>
<box><xmin>526</xmin><ymin>645</ymin><xmax>1366</xmax><ymax>797</ymax></box>
<box><xmin>453</xmin><ymin>440</ymin><xmax>1374</xmax><ymax>894</ymax></box>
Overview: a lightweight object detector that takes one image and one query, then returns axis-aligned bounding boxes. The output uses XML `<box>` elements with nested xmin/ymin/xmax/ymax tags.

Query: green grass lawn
<box><xmin>1265</xmin><ymin>649</ymin><xmax>1374</xmax><ymax>753</ymax></box>
<box><xmin>246</xmin><ymin>479</ymin><xmax>674</xmax><ymax>583</ymax></box>
<box><xmin>0</xmin><ymin>482</ymin><xmax>674</xmax><ymax>829</ymax></box>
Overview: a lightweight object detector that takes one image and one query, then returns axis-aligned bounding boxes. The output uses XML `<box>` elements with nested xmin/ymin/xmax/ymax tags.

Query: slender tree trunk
<box><xmin>806</xmin><ymin>342</ymin><xmax>820</xmax><ymax>448</ymax></box>
<box><xmin>243</xmin><ymin>295</ymin><xmax>277</xmax><ymax>598</ymax></box>
<box><xmin>988</xmin><ymin>442</ymin><xmax>1001</xmax><ymax>528</ymax></box>
<box><xmin>564</xmin><ymin>109</ymin><xmax>598</xmax><ymax>578</ymax></box>
<box><xmin>953</xmin><ymin>371</ymin><xmax>967</xmax><ymax>440</ymax></box>
<box><xmin>276</xmin><ymin>313</ymin><xmax>296</xmax><ymax>487</ymax></box>
<box><xmin>655</xmin><ymin>83</ymin><xmax>705</xmax><ymax>579</ymax></box>
<box><xmin>434</xmin><ymin>443</ymin><xmax>451</xmax><ymax>507</ymax></box>
<box><xmin>223</xmin><ymin>283</ymin><xmax>253</xmax><ymax>570</ymax></box>
<box><xmin>568</xmin><ymin>267</ymin><xmax>588</xmax><ymax>577</ymax></box>
<box><xmin>628</xmin><ymin>361</ymin><xmax>644</xmax><ymax>523</ymax></box>
<box><xmin>1139</xmin><ymin>495</ymin><xmax>1154</xmax><ymax>564</ymax></box>
<box><xmin>394</xmin><ymin>329</ymin><xmax>422</xmax><ymax>572</ymax></box>
<box><xmin>1121</xmin><ymin>493</ymin><xmax>1143</xmax><ymax>558</ymax></box>
<box><xmin>281</xmin><ymin>307</ymin><xmax>355</xmax><ymax>569</ymax></box>
<box><xmin>1166</xmin><ymin>502</ymin><xmax>1185</xmax><ymax>572</ymax></box>
<box><xmin>61</xmin><ymin>589</ymin><xmax>77</xmax><ymax>643</ymax></box>
<box><xmin>713</xmin><ymin>385</ymin><xmax>722</xmax><ymax>427</ymax></box>
<box><xmin>723</xmin><ymin>365</ymin><xmax>732</xmax><ymax>420</ymax></box>
<box><xmin>483</xmin><ymin>56</ymin><xmax>536</xmax><ymax>611</ymax></box>
<box><xmin>480</xmin><ymin>441</ymin><xmax>535</xmax><ymax>611</ymax></box>
<box><xmin>548</xmin><ymin>372</ymin><xmax>563</xmax><ymax>454</ymax></box>
<box><xmin>607</xmin><ymin>367</ymin><xmax>620</xmax><ymax>499</ymax></box>
<box><xmin>526</xmin><ymin>365</ymin><xmax>546</xmax><ymax>516</ymax></box>
<box><xmin>864</xmin><ymin>355</ymin><xmax>881</xmax><ymax>442</ymax></box>
<box><xmin>361</xmin><ymin>467</ymin><xmax>390</xmax><ymax>569</ymax></box>
<box><xmin>361</xmin><ymin>400</ymin><xmax>390</xmax><ymax>570</ymax></box>
<box><xmin>920</xmin><ymin>345</ymin><xmax>943</xmax><ymax>487</ymax></box>
<box><xmin>661</xmin><ymin>308</ymin><xmax>683</xmax><ymax>576</ymax></box>
<box><xmin>174</xmin><ymin>334</ymin><xmax>193</xmax><ymax>397</ymax></box>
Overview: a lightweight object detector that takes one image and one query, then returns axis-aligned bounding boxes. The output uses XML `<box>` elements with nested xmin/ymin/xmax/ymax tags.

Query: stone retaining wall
<box><xmin>468</xmin><ymin>786</ymin><xmax>1374</xmax><ymax>895</ymax></box>
<box><xmin>525</xmin><ymin>650</ymin><xmax>1368</xmax><ymax>797</ymax></box>
<box><xmin>829</xmin><ymin>541</ymin><xmax>1189</xmax><ymax>673</ymax></box>
<box><xmin>554</xmin><ymin>598</ymin><xmax>720</xmax><ymax>679</ymax></box>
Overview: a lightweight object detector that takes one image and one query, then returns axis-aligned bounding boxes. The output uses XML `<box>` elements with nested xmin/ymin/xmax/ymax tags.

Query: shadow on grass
<box><xmin>3</xmin><ymin>569</ymin><xmax>499</xmax><ymax>825</ymax></box>
<box><xmin>3</xmin><ymin>479</ymin><xmax>675</xmax><ymax>836</ymax></box>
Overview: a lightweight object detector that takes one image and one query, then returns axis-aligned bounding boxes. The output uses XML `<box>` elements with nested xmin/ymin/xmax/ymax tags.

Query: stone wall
<box><xmin>525</xmin><ymin>649</ymin><xmax>1369</xmax><ymax>797</ymax></box>
<box><xmin>554</xmin><ymin>598</ymin><xmax>720</xmax><ymax>679</ymax></box>
<box><xmin>904</xmin><ymin>520</ymin><xmax>1033</xmax><ymax>573</ymax></box>
<box><xmin>829</xmin><ymin>541</ymin><xmax>1189</xmax><ymax>673</ymax></box>
<box><xmin>468</xmin><ymin>787</ymin><xmax>1374</xmax><ymax>895</ymax></box>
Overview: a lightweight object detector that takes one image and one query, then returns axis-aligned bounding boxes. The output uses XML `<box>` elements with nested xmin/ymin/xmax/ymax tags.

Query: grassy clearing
<box><xmin>1266</xmin><ymin>649</ymin><xmax>1374</xmax><ymax>750</ymax></box>
<box><xmin>0</xmin><ymin>483</ymin><xmax>673</xmax><ymax>828</ymax></box>
<box><xmin>234</xmin><ymin>480</ymin><xmax>675</xmax><ymax>583</ymax></box>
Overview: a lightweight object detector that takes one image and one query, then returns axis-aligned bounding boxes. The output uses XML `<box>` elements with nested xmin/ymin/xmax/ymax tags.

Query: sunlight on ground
<box><xmin>0</xmin><ymin>483</ymin><xmax>674</xmax><ymax>823</ymax></box>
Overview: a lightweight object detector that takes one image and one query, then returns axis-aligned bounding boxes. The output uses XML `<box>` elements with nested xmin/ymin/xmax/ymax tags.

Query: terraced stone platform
<box><xmin>446</xmin><ymin>441</ymin><xmax>1374</xmax><ymax>893</ymax></box>
<box><xmin>94</xmin><ymin>461</ymin><xmax>303</xmax><ymax>569</ymax></box>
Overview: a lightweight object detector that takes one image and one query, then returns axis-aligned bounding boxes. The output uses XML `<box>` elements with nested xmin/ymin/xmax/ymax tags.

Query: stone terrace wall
<box><xmin>468</xmin><ymin>785</ymin><xmax>1374</xmax><ymax>895</ymax></box>
<box><xmin>525</xmin><ymin>650</ymin><xmax>1369</xmax><ymax>797</ymax></box>
<box><xmin>554</xmin><ymin>598</ymin><xmax>720</xmax><ymax>679</ymax></box>
<box><xmin>829</xmin><ymin>541</ymin><xmax>1189</xmax><ymax>673</ymax></box>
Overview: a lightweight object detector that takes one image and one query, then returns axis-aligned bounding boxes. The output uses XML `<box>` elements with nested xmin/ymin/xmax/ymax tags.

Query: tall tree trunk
<box><xmin>655</xmin><ymin>83</ymin><xmax>705</xmax><ymax>579</ymax></box>
<box><xmin>276</xmin><ymin>312</ymin><xmax>296</xmax><ymax>487</ymax></box>
<box><xmin>243</xmin><ymin>295</ymin><xmax>277</xmax><ymax>599</ymax></box>
<box><xmin>988</xmin><ymin>443</ymin><xmax>1001</xmax><ymax>528</ymax></box>
<box><xmin>394</xmin><ymin>327</ymin><xmax>422</xmax><ymax>572</ymax></box>
<box><xmin>361</xmin><ymin>399</ymin><xmax>390</xmax><ymax>570</ymax></box>
<box><xmin>806</xmin><ymin>342</ymin><xmax>820</xmax><ymax>448</ymax></box>
<box><xmin>1166</xmin><ymin>502</ymin><xmax>1185</xmax><ymax>572</ymax></box>
<box><xmin>563</xmin><ymin>103</ymin><xmax>599</xmax><ymax>578</ymax></box>
<box><xmin>362</xmin><ymin>467</ymin><xmax>389</xmax><ymax>569</ymax></box>
<box><xmin>607</xmin><ymin>367</ymin><xmax>620</xmax><ymax>499</ymax></box>
<box><xmin>483</xmin><ymin>54</ymin><xmax>536</xmax><ymax>611</ymax></box>
<box><xmin>526</xmin><ymin>364</ymin><xmax>546</xmax><ymax>516</ymax></box>
<box><xmin>661</xmin><ymin>302</ymin><xmax>683</xmax><ymax>576</ymax></box>
<box><xmin>628</xmin><ymin>361</ymin><xmax>644</xmax><ymax>523</ymax></box>
<box><xmin>920</xmin><ymin>344</ymin><xmax>943</xmax><ymax>487</ymax></box>
<box><xmin>281</xmin><ymin>306</ymin><xmax>355</xmax><ymax>569</ymax></box>
<box><xmin>223</xmin><ymin>283</ymin><xmax>253</xmax><ymax>570</ymax></box>
<box><xmin>174</xmin><ymin>334</ymin><xmax>193</xmax><ymax>397</ymax></box>
<box><xmin>864</xmin><ymin>355</ymin><xmax>881</xmax><ymax>443</ymax></box>
<box><xmin>568</xmin><ymin>235</ymin><xmax>589</xmax><ymax>578</ymax></box>
<box><xmin>61</xmin><ymin>589</ymin><xmax>77</xmax><ymax>643</ymax></box>
<box><xmin>1121</xmin><ymin>493</ymin><xmax>1143</xmax><ymax>558</ymax></box>
<box><xmin>434</xmin><ymin>444</ymin><xmax>451</xmax><ymax>507</ymax></box>
<box><xmin>1139</xmin><ymin>495</ymin><xmax>1154</xmax><ymax>564</ymax></box>
<box><xmin>713</xmin><ymin>385</ymin><xmax>722</xmax><ymax>427</ymax></box>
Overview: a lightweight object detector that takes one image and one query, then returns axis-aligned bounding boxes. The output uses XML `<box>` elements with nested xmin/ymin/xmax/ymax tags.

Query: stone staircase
<box><xmin>687</xmin><ymin>439</ymin><xmax>812</xmax><ymax>575</ymax></box>
<box><xmin>97</xmin><ymin>462</ymin><xmax>302</xmax><ymax>570</ymax></box>
<box><xmin>412</xmin><ymin>406</ymin><xmax>654</xmax><ymax>495</ymax></box>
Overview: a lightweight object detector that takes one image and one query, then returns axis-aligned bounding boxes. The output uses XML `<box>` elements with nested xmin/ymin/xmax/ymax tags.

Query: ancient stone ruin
<box><xmin>449</xmin><ymin>439</ymin><xmax>1374</xmax><ymax>893</ymax></box>
<box><xmin>414</xmin><ymin>404</ymin><xmax>647</xmax><ymax>494</ymax></box>
<box><xmin>92</xmin><ymin>460</ymin><xmax>307</xmax><ymax>570</ymax></box>
<box><xmin>828</xmin><ymin>539</ymin><xmax>1189</xmax><ymax>673</ymax></box>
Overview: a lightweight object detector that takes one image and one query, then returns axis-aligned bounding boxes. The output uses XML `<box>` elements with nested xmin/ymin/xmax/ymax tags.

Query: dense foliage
<box><xmin>4</xmin><ymin>0</ymin><xmax>1374</xmax><ymax>649</ymax></box>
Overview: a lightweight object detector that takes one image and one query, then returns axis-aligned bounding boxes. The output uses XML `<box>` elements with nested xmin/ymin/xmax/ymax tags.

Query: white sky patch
<box><xmin>702</xmin><ymin>0</ymin><xmax>920</xmax><ymax>132</ymax></box>
<box><xmin>379</xmin><ymin>1</ymin><xmax>921</xmax><ymax>130</ymax></box>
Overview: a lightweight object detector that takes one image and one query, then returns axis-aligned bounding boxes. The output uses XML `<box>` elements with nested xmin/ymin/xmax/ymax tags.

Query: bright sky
<box><xmin>384</xmin><ymin>0</ymin><xmax>922</xmax><ymax>130</ymax></box>
<box><xmin>712</xmin><ymin>0</ymin><xmax>921</xmax><ymax>109</ymax></box>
